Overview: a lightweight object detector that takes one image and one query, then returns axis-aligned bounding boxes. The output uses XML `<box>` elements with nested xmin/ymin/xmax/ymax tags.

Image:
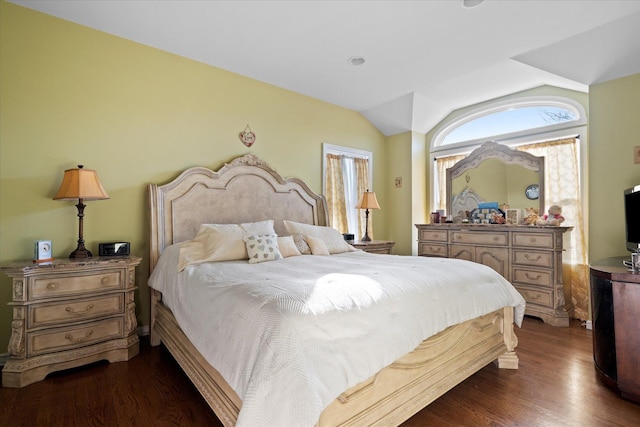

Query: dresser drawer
<box><xmin>512</xmin><ymin>267</ymin><xmax>553</xmax><ymax>287</ymax></box>
<box><xmin>29</xmin><ymin>270</ymin><xmax>124</xmax><ymax>300</ymax></box>
<box><xmin>28</xmin><ymin>294</ymin><xmax>125</xmax><ymax>329</ymax></box>
<box><xmin>512</xmin><ymin>249</ymin><xmax>553</xmax><ymax>268</ymax></box>
<box><xmin>419</xmin><ymin>229</ymin><xmax>448</xmax><ymax>242</ymax></box>
<box><xmin>27</xmin><ymin>317</ymin><xmax>124</xmax><ymax>357</ymax></box>
<box><xmin>451</xmin><ymin>231</ymin><xmax>508</xmax><ymax>246</ymax></box>
<box><xmin>514</xmin><ymin>285</ymin><xmax>553</xmax><ymax>307</ymax></box>
<box><xmin>419</xmin><ymin>242</ymin><xmax>448</xmax><ymax>257</ymax></box>
<box><xmin>512</xmin><ymin>232</ymin><xmax>554</xmax><ymax>249</ymax></box>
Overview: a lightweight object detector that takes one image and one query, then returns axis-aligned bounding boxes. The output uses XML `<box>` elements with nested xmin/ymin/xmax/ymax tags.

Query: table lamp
<box><xmin>355</xmin><ymin>190</ymin><xmax>380</xmax><ymax>242</ymax></box>
<box><xmin>54</xmin><ymin>165</ymin><xmax>109</xmax><ymax>258</ymax></box>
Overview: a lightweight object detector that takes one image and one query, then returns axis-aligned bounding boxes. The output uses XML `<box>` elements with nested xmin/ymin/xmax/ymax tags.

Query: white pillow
<box><xmin>277</xmin><ymin>236</ymin><xmax>302</xmax><ymax>258</ymax></box>
<box><xmin>178</xmin><ymin>224</ymin><xmax>245</xmax><ymax>271</ymax></box>
<box><xmin>245</xmin><ymin>234</ymin><xmax>282</xmax><ymax>263</ymax></box>
<box><xmin>178</xmin><ymin>220</ymin><xmax>276</xmax><ymax>271</ymax></box>
<box><xmin>283</xmin><ymin>221</ymin><xmax>356</xmax><ymax>254</ymax></box>
<box><xmin>305</xmin><ymin>235</ymin><xmax>330</xmax><ymax>255</ymax></box>
<box><xmin>239</xmin><ymin>220</ymin><xmax>276</xmax><ymax>236</ymax></box>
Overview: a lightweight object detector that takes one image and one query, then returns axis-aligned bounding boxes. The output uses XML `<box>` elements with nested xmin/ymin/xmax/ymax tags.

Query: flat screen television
<box><xmin>624</xmin><ymin>185</ymin><xmax>640</xmax><ymax>252</ymax></box>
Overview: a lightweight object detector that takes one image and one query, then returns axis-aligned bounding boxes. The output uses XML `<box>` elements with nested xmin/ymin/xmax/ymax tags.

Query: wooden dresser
<box><xmin>1</xmin><ymin>256</ymin><xmax>141</xmax><ymax>387</ymax></box>
<box><xmin>416</xmin><ymin>224</ymin><xmax>573</xmax><ymax>326</ymax></box>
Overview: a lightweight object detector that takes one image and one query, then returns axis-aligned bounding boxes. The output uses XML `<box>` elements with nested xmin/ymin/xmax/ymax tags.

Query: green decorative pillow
<box><xmin>245</xmin><ymin>234</ymin><xmax>283</xmax><ymax>264</ymax></box>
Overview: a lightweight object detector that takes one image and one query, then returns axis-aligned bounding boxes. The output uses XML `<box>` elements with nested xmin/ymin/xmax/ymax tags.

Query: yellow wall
<box><xmin>0</xmin><ymin>2</ymin><xmax>386</xmax><ymax>348</ymax></box>
<box><xmin>588</xmin><ymin>73</ymin><xmax>640</xmax><ymax>261</ymax></box>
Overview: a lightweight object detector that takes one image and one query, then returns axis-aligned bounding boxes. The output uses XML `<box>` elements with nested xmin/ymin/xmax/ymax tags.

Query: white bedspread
<box><xmin>149</xmin><ymin>247</ymin><xmax>525</xmax><ymax>427</ymax></box>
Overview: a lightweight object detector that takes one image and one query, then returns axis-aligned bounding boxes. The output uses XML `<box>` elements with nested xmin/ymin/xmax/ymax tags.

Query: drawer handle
<box><xmin>493</xmin><ymin>236</ymin><xmax>499</xmax><ymax>241</ymax></box>
<box><xmin>100</xmin><ymin>277</ymin><xmax>110</xmax><ymax>285</ymax></box>
<box><xmin>65</xmin><ymin>330</ymin><xmax>93</xmax><ymax>343</ymax></box>
<box><xmin>525</xmin><ymin>254</ymin><xmax>542</xmax><ymax>261</ymax></box>
<box><xmin>523</xmin><ymin>291</ymin><xmax>541</xmax><ymax>300</ymax></box>
<box><xmin>431</xmin><ymin>247</ymin><xmax>442</xmax><ymax>253</ymax></box>
<box><xmin>529</xmin><ymin>237</ymin><xmax>537</xmax><ymax>243</ymax></box>
<box><xmin>46</xmin><ymin>282</ymin><xmax>59</xmax><ymax>290</ymax></box>
<box><xmin>66</xmin><ymin>304</ymin><xmax>95</xmax><ymax>316</ymax></box>
<box><xmin>525</xmin><ymin>272</ymin><xmax>542</xmax><ymax>281</ymax></box>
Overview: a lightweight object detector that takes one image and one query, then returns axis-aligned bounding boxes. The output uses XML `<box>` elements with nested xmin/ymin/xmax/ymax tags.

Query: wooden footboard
<box><xmin>150</xmin><ymin>291</ymin><xmax>518</xmax><ymax>427</ymax></box>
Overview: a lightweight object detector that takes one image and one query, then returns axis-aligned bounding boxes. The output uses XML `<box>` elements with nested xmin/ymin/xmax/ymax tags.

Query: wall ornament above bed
<box><xmin>239</xmin><ymin>124</ymin><xmax>256</xmax><ymax>147</ymax></box>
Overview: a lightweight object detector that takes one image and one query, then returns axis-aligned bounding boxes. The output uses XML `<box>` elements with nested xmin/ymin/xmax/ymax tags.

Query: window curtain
<box><xmin>325</xmin><ymin>154</ymin><xmax>370</xmax><ymax>239</ymax></box>
<box><xmin>518</xmin><ymin>137</ymin><xmax>589</xmax><ymax>320</ymax></box>
<box><xmin>435</xmin><ymin>154</ymin><xmax>466</xmax><ymax>212</ymax></box>
<box><xmin>325</xmin><ymin>154</ymin><xmax>348</xmax><ymax>233</ymax></box>
<box><xmin>355</xmin><ymin>157</ymin><xmax>371</xmax><ymax>239</ymax></box>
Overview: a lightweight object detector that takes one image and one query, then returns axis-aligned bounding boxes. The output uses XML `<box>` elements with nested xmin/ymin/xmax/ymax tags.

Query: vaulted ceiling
<box><xmin>11</xmin><ymin>0</ymin><xmax>640</xmax><ymax>135</ymax></box>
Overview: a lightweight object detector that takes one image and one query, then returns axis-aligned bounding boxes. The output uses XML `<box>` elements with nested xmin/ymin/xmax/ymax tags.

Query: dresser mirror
<box><xmin>446</xmin><ymin>141</ymin><xmax>545</xmax><ymax>218</ymax></box>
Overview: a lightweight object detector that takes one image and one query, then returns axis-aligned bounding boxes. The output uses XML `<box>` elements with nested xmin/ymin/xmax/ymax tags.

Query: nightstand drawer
<box><xmin>512</xmin><ymin>267</ymin><xmax>553</xmax><ymax>287</ymax></box>
<box><xmin>29</xmin><ymin>294</ymin><xmax>125</xmax><ymax>328</ymax></box>
<box><xmin>512</xmin><ymin>232</ymin><xmax>554</xmax><ymax>249</ymax></box>
<box><xmin>419</xmin><ymin>229</ymin><xmax>448</xmax><ymax>242</ymax></box>
<box><xmin>515</xmin><ymin>285</ymin><xmax>553</xmax><ymax>307</ymax></box>
<box><xmin>419</xmin><ymin>243</ymin><xmax>448</xmax><ymax>257</ymax></box>
<box><xmin>451</xmin><ymin>231</ymin><xmax>508</xmax><ymax>246</ymax></box>
<box><xmin>30</xmin><ymin>270</ymin><xmax>123</xmax><ymax>300</ymax></box>
<box><xmin>512</xmin><ymin>250</ymin><xmax>553</xmax><ymax>268</ymax></box>
<box><xmin>28</xmin><ymin>317</ymin><xmax>124</xmax><ymax>357</ymax></box>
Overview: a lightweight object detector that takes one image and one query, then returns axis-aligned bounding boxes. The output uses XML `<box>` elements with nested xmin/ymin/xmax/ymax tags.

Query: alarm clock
<box><xmin>34</xmin><ymin>240</ymin><xmax>53</xmax><ymax>263</ymax></box>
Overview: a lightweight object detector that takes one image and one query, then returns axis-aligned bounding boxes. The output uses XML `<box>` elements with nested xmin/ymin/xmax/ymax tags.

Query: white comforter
<box><xmin>149</xmin><ymin>247</ymin><xmax>525</xmax><ymax>427</ymax></box>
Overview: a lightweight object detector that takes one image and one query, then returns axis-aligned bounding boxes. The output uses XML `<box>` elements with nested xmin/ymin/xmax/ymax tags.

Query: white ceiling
<box><xmin>11</xmin><ymin>0</ymin><xmax>640</xmax><ymax>136</ymax></box>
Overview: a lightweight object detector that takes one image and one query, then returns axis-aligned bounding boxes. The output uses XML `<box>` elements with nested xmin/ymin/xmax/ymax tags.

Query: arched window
<box><xmin>430</xmin><ymin>95</ymin><xmax>590</xmax><ymax>321</ymax></box>
<box><xmin>432</xmin><ymin>96</ymin><xmax>586</xmax><ymax>152</ymax></box>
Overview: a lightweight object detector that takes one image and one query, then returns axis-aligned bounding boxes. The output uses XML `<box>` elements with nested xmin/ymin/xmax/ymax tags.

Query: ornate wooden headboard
<box><xmin>148</xmin><ymin>154</ymin><xmax>329</xmax><ymax>272</ymax></box>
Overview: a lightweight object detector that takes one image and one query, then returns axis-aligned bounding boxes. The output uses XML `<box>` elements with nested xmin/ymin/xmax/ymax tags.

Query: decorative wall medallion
<box><xmin>239</xmin><ymin>125</ymin><xmax>256</xmax><ymax>147</ymax></box>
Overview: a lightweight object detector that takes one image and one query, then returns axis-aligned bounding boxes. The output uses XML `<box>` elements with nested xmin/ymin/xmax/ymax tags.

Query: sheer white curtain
<box><xmin>518</xmin><ymin>137</ymin><xmax>589</xmax><ymax>320</ymax></box>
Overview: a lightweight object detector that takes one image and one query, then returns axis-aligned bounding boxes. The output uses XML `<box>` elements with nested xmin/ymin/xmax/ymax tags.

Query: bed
<box><xmin>147</xmin><ymin>153</ymin><xmax>524</xmax><ymax>427</ymax></box>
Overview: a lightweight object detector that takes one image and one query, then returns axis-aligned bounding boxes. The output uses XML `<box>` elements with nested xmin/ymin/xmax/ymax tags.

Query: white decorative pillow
<box><xmin>305</xmin><ymin>235</ymin><xmax>330</xmax><ymax>255</ymax></box>
<box><xmin>178</xmin><ymin>224</ymin><xmax>246</xmax><ymax>271</ymax></box>
<box><xmin>245</xmin><ymin>234</ymin><xmax>282</xmax><ymax>264</ymax></box>
<box><xmin>292</xmin><ymin>234</ymin><xmax>311</xmax><ymax>255</ymax></box>
<box><xmin>277</xmin><ymin>236</ymin><xmax>302</xmax><ymax>258</ymax></box>
<box><xmin>283</xmin><ymin>221</ymin><xmax>357</xmax><ymax>254</ymax></box>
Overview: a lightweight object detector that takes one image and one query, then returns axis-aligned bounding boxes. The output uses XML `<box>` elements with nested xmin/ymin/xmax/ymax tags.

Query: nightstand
<box><xmin>1</xmin><ymin>256</ymin><xmax>141</xmax><ymax>387</ymax></box>
<box><xmin>350</xmin><ymin>240</ymin><xmax>395</xmax><ymax>254</ymax></box>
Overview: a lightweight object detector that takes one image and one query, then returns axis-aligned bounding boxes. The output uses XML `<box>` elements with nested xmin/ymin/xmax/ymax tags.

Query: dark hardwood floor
<box><xmin>2</xmin><ymin>317</ymin><xmax>639</xmax><ymax>426</ymax></box>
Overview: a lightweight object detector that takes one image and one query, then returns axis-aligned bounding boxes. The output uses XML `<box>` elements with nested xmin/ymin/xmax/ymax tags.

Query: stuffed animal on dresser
<box><xmin>535</xmin><ymin>205</ymin><xmax>565</xmax><ymax>226</ymax></box>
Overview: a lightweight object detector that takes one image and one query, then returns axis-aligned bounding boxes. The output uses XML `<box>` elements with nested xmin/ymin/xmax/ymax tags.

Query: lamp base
<box><xmin>361</xmin><ymin>233</ymin><xmax>372</xmax><ymax>242</ymax></box>
<box><xmin>69</xmin><ymin>247</ymin><xmax>92</xmax><ymax>258</ymax></box>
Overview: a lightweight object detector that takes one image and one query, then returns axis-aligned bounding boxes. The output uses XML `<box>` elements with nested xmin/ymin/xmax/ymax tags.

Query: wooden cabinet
<box><xmin>350</xmin><ymin>240</ymin><xmax>395</xmax><ymax>254</ymax></box>
<box><xmin>1</xmin><ymin>256</ymin><xmax>141</xmax><ymax>387</ymax></box>
<box><xmin>416</xmin><ymin>224</ymin><xmax>573</xmax><ymax>326</ymax></box>
<box><xmin>590</xmin><ymin>258</ymin><xmax>640</xmax><ymax>403</ymax></box>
